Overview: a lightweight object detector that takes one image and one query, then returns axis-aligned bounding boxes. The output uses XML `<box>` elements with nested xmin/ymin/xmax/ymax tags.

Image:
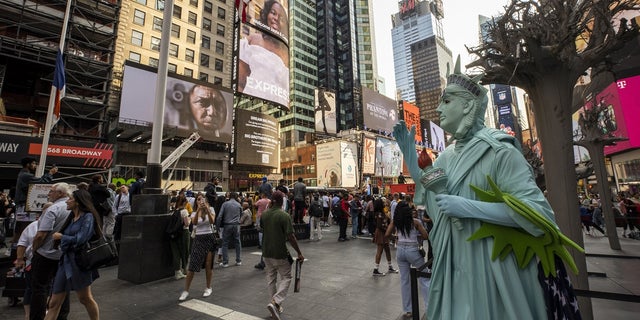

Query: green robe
<box><xmin>423</xmin><ymin>128</ymin><xmax>551</xmax><ymax>320</ymax></box>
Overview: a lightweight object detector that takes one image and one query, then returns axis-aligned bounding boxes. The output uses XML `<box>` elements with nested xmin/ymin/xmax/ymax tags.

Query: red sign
<box><xmin>28</xmin><ymin>143</ymin><xmax>114</xmax><ymax>168</ymax></box>
<box><xmin>389</xmin><ymin>183</ymin><xmax>416</xmax><ymax>195</ymax></box>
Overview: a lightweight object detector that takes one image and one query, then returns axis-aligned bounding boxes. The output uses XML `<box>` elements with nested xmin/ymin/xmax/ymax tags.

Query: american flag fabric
<box><xmin>538</xmin><ymin>255</ymin><xmax>582</xmax><ymax>319</ymax></box>
<box><xmin>52</xmin><ymin>49</ymin><xmax>66</xmax><ymax>125</ymax></box>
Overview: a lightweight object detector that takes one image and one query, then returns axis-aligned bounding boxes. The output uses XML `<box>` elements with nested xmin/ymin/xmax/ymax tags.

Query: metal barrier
<box><xmin>409</xmin><ymin>260</ymin><xmax>431</xmax><ymax>320</ymax></box>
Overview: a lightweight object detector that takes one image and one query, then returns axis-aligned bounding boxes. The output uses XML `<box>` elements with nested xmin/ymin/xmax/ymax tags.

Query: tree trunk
<box><xmin>528</xmin><ymin>76</ymin><xmax>593</xmax><ymax>319</ymax></box>
<box><xmin>584</xmin><ymin>143</ymin><xmax>621</xmax><ymax>249</ymax></box>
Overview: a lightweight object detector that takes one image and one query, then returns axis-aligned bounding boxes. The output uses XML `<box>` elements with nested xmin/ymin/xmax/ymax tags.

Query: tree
<box><xmin>467</xmin><ymin>1</ymin><xmax>639</xmax><ymax>318</ymax></box>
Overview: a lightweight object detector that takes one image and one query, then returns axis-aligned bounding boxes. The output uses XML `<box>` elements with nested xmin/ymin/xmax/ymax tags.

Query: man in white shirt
<box><xmin>321</xmin><ymin>192</ymin><xmax>330</xmax><ymax>227</ymax></box>
<box><xmin>113</xmin><ymin>185</ymin><xmax>132</xmax><ymax>242</ymax></box>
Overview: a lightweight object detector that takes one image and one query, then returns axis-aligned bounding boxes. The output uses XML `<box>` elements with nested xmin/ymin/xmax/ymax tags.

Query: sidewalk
<box><xmin>1</xmin><ymin>226</ymin><xmax>639</xmax><ymax>320</ymax></box>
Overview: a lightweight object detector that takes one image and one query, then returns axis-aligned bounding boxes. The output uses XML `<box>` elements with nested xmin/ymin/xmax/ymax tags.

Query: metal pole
<box><xmin>410</xmin><ymin>267</ymin><xmax>420</xmax><ymax>320</ymax></box>
<box><xmin>36</xmin><ymin>0</ymin><xmax>72</xmax><ymax>176</ymax></box>
<box><xmin>146</xmin><ymin>0</ymin><xmax>174</xmax><ymax>192</ymax></box>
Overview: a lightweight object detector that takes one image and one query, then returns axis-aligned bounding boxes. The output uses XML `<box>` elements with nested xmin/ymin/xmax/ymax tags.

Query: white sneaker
<box><xmin>175</xmin><ymin>270</ymin><xmax>186</xmax><ymax>280</ymax></box>
<box><xmin>203</xmin><ymin>288</ymin><xmax>212</xmax><ymax>297</ymax></box>
<box><xmin>178</xmin><ymin>291</ymin><xmax>189</xmax><ymax>301</ymax></box>
<box><xmin>220</xmin><ymin>263</ymin><xmax>229</xmax><ymax>268</ymax></box>
<box><xmin>235</xmin><ymin>261</ymin><xmax>242</xmax><ymax>266</ymax></box>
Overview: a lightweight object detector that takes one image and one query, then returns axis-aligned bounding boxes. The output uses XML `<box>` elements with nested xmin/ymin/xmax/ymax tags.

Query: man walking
<box><xmin>292</xmin><ymin>177</ymin><xmax>306</xmax><ymax>224</ymax></box>
<box><xmin>261</xmin><ymin>190</ymin><xmax>303</xmax><ymax>320</ymax></box>
<box><xmin>30</xmin><ymin>182</ymin><xmax>71</xmax><ymax>320</ymax></box>
<box><xmin>216</xmin><ymin>192</ymin><xmax>243</xmax><ymax>267</ymax></box>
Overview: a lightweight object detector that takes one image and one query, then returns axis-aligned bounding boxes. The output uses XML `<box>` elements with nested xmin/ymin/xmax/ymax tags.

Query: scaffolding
<box><xmin>0</xmin><ymin>0</ymin><xmax>120</xmax><ymax>142</ymax></box>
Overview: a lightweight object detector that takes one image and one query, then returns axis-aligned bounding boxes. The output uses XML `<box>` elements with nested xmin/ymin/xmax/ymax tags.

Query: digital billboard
<box><xmin>375</xmin><ymin>138</ymin><xmax>403</xmax><ymax>177</ymax></box>
<box><xmin>605</xmin><ymin>75</ymin><xmax>640</xmax><ymax>155</ymax></box>
<box><xmin>119</xmin><ymin>63</ymin><xmax>233</xmax><ymax>144</ymax></box>
<box><xmin>429</xmin><ymin>121</ymin><xmax>446</xmax><ymax>152</ymax></box>
<box><xmin>400</xmin><ymin>101</ymin><xmax>422</xmax><ymax>143</ymax></box>
<box><xmin>314</xmin><ymin>88</ymin><xmax>337</xmax><ymax>134</ymax></box>
<box><xmin>362</xmin><ymin>137</ymin><xmax>377</xmax><ymax>175</ymax></box>
<box><xmin>237</xmin><ymin>0</ymin><xmax>290</xmax><ymax>110</ymax></box>
<box><xmin>316</xmin><ymin>141</ymin><xmax>342</xmax><ymax>187</ymax></box>
<box><xmin>0</xmin><ymin>135</ymin><xmax>114</xmax><ymax>168</ymax></box>
<box><xmin>491</xmin><ymin>84</ymin><xmax>513</xmax><ymax>106</ymax></box>
<box><xmin>234</xmin><ymin>109</ymin><xmax>280</xmax><ymax>168</ymax></box>
<box><xmin>362</xmin><ymin>87</ymin><xmax>398</xmax><ymax>134</ymax></box>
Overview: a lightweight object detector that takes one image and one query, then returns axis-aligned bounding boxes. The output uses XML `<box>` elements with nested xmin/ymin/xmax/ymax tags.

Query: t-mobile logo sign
<box><xmin>617</xmin><ymin>80</ymin><xmax>627</xmax><ymax>89</ymax></box>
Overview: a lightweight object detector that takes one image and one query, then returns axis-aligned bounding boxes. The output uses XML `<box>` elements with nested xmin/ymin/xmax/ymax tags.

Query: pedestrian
<box><xmin>260</xmin><ymin>190</ymin><xmax>304</xmax><ymax>320</ymax></box>
<box><xmin>385</xmin><ymin>201</ymin><xmax>430</xmax><ymax>319</ymax></box>
<box><xmin>30</xmin><ymin>182</ymin><xmax>71</xmax><ymax>320</ymax></box>
<box><xmin>169</xmin><ymin>195</ymin><xmax>190</xmax><ymax>280</ymax></box>
<box><xmin>204</xmin><ymin>177</ymin><xmax>221</xmax><ymax>208</ymax></box>
<box><xmin>46</xmin><ymin>189</ymin><xmax>101</xmax><ymax>320</ymax></box>
<box><xmin>371</xmin><ymin>197</ymin><xmax>398</xmax><ymax>276</ymax></box>
<box><xmin>321</xmin><ymin>192</ymin><xmax>331</xmax><ymax>227</ymax></box>
<box><xmin>254</xmin><ymin>193</ymin><xmax>271</xmax><ymax>270</ymax></box>
<box><xmin>216</xmin><ymin>192</ymin><xmax>243</xmax><ymax>267</ymax></box>
<box><xmin>336</xmin><ymin>193</ymin><xmax>350</xmax><ymax>241</ymax></box>
<box><xmin>258</xmin><ymin>176</ymin><xmax>273</xmax><ymax>198</ymax></box>
<box><xmin>179</xmin><ymin>195</ymin><xmax>217</xmax><ymax>301</ymax></box>
<box><xmin>112</xmin><ymin>185</ymin><xmax>131</xmax><ymax>244</ymax></box>
<box><xmin>240</xmin><ymin>202</ymin><xmax>253</xmax><ymax>227</ymax></box>
<box><xmin>88</xmin><ymin>175</ymin><xmax>111</xmax><ymax>228</ymax></box>
<box><xmin>308</xmin><ymin>194</ymin><xmax>323</xmax><ymax>241</ymax></box>
<box><xmin>128</xmin><ymin>171</ymin><xmax>145</xmax><ymax>203</ymax></box>
<box><xmin>102</xmin><ymin>183</ymin><xmax>117</xmax><ymax>238</ymax></box>
<box><xmin>350</xmin><ymin>194</ymin><xmax>363</xmax><ymax>238</ymax></box>
<box><xmin>292</xmin><ymin>177</ymin><xmax>306</xmax><ymax>224</ymax></box>
<box><xmin>15</xmin><ymin>157</ymin><xmax>57</xmax><ymax>216</ymax></box>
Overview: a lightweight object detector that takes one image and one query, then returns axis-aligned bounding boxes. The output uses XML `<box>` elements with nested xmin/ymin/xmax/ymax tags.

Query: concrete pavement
<box><xmin>1</xmin><ymin>226</ymin><xmax>639</xmax><ymax>319</ymax></box>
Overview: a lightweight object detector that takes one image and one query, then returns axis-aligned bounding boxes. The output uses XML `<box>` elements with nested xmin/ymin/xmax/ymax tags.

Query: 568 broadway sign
<box><xmin>0</xmin><ymin>136</ymin><xmax>114</xmax><ymax>168</ymax></box>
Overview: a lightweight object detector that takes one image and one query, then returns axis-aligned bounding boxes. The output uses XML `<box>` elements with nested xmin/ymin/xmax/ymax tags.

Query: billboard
<box><xmin>400</xmin><ymin>101</ymin><xmax>422</xmax><ymax>143</ymax></box>
<box><xmin>0</xmin><ymin>135</ymin><xmax>114</xmax><ymax>168</ymax></box>
<box><xmin>429</xmin><ymin>121</ymin><xmax>446</xmax><ymax>152</ymax></box>
<box><xmin>314</xmin><ymin>88</ymin><xmax>337</xmax><ymax>134</ymax></box>
<box><xmin>362</xmin><ymin>87</ymin><xmax>398</xmax><ymax>134</ymax></box>
<box><xmin>119</xmin><ymin>63</ymin><xmax>234</xmax><ymax>144</ymax></box>
<box><xmin>237</xmin><ymin>0</ymin><xmax>290</xmax><ymax>110</ymax></box>
<box><xmin>605</xmin><ymin>75</ymin><xmax>640</xmax><ymax>155</ymax></box>
<box><xmin>341</xmin><ymin>141</ymin><xmax>359</xmax><ymax>188</ymax></box>
<box><xmin>316</xmin><ymin>141</ymin><xmax>342</xmax><ymax>187</ymax></box>
<box><xmin>375</xmin><ymin>138</ymin><xmax>403</xmax><ymax>177</ymax></box>
<box><xmin>491</xmin><ymin>84</ymin><xmax>513</xmax><ymax>106</ymax></box>
<box><xmin>234</xmin><ymin>109</ymin><xmax>280</xmax><ymax>168</ymax></box>
<box><xmin>362</xmin><ymin>137</ymin><xmax>377</xmax><ymax>175</ymax></box>
<box><xmin>497</xmin><ymin>105</ymin><xmax>517</xmax><ymax>137</ymax></box>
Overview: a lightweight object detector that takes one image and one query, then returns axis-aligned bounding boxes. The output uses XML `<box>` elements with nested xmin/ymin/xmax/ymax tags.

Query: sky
<box><xmin>371</xmin><ymin>0</ymin><xmax>512</xmax><ymax>98</ymax></box>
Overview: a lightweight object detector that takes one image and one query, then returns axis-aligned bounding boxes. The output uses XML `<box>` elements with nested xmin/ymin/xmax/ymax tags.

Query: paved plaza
<box><xmin>1</xmin><ymin>226</ymin><xmax>639</xmax><ymax>320</ymax></box>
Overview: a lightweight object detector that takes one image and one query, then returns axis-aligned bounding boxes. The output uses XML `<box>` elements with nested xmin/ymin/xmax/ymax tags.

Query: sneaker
<box><xmin>219</xmin><ymin>263</ymin><xmax>229</xmax><ymax>268</ymax></box>
<box><xmin>267</xmin><ymin>302</ymin><xmax>282</xmax><ymax>320</ymax></box>
<box><xmin>203</xmin><ymin>288</ymin><xmax>212</xmax><ymax>297</ymax></box>
<box><xmin>178</xmin><ymin>291</ymin><xmax>189</xmax><ymax>301</ymax></box>
<box><xmin>236</xmin><ymin>261</ymin><xmax>242</xmax><ymax>266</ymax></box>
<box><xmin>372</xmin><ymin>269</ymin><xmax>386</xmax><ymax>277</ymax></box>
<box><xmin>254</xmin><ymin>262</ymin><xmax>265</xmax><ymax>270</ymax></box>
<box><xmin>388</xmin><ymin>266</ymin><xmax>399</xmax><ymax>274</ymax></box>
<box><xmin>174</xmin><ymin>270</ymin><xmax>186</xmax><ymax>280</ymax></box>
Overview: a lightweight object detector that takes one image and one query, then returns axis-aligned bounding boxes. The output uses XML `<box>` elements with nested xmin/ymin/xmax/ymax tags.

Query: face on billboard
<box><xmin>315</xmin><ymin>88</ymin><xmax>337</xmax><ymax>134</ymax></box>
<box><xmin>119</xmin><ymin>64</ymin><xmax>233</xmax><ymax>144</ymax></box>
<box><xmin>238</xmin><ymin>0</ymin><xmax>290</xmax><ymax>110</ymax></box>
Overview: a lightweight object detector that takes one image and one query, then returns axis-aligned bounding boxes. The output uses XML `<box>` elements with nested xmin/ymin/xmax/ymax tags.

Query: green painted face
<box><xmin>436</xmin><ymin>85</ymin><xmax>474</xmax><ymax>137</ymax></box>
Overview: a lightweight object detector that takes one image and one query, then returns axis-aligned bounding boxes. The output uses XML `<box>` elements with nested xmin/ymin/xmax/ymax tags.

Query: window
<box><xmin>202</xmin><ymin>35</ymin><xmax>210</xmax><ymax>49</ymax></box>
<box><xmin>155</xmin><ymin>0</ymin><xmax>164</xmax><ymax>10</ymax></box>
<box><xmin>214</xmin><ymin>58</ymin><xmax>223</xmax><ymax>72</ymax></box>
<box><xmin>134</xmin><ymin>9</ymin><xmax>145</xmax><ymax>25</ymax></box>
<box><xmin>199</xmin><ymin>72</ymin><xmax>208</xmax><ymax>82</ymax></box>
<box><xmin>149</xmin><ymin>57</ymin><xmax>159</xmax><ymax>67</ymax></box>
<box><xmin>184</xmin><ymin>68</ymin><xmax>193</xmax><ymax>77</ymax></box>
<box><xmin>200</xmin><ymin>53</ymin><xmax>209</xmax><ymax>67</ymax></box>
<box><xmin>168</xmin><ymin>63</ymin><xmax>177</xmax><ymax>73</ymax></box>
<box><xmin>216</xmin><ymin>23</ymin><xmax>224</xmax><ymax>36</ymax></box>
<box><xmin>189</xmin><ymin>0</ymin><xmax>198</xmax><ymax>7</ymax></box>
<box><xmin>150</xmin><ymin>37</ymin><xmax>160</xmax><ymax>51</ymax></box>
<box><xmin>217</xmin><ymin>7</ymin><xmax>225</xmax><ymax>19</ymax></box>
<box><xmin>204</xmin><ymin>1</ymin><xmax>212</xmax><ymax>13</ymax></box>
<box><xmin>129</xmin><ymin>51</ymin><xmax>141</xmax><ymax>63</ymax></box>
<box><xmin>188</xmin><ymin>12</ymin><xmax>197</xmax><ymax>25</ymax></box>
<box><xmin>217</xmin><ymin>0</ymin><xmax>226</xmax><ymax>3</ymax></box>
<box><xmin>171</xmin><ymin>23</ymin><xmax>180</xmax><ymax>38</ymax></box>
<box><xmin>136</xmin><ymin>0</ymin><xmax>147</xmax><ymax>5</ymax></box>
<box><xmin>203</xmin><ymin>18</ymin><xmax>212</xmax><ymax>31</ymax></box>
<box><xmin>185</xmin><ymin>48</ymin><xmax>194</xmax><ymax>62</ymax></box>
<box><xmin>215</xmin><ymin>41</ymin><xmax>224</xmax><ymax>55</ymax></box>
<box><xmin>213</xmin><ymin>77</ymin><xmax>222</xmax><ymax>85</ymax></box>
<box><xmin>169</xmin><ymin>43</ymin><xmax>179</xmax><ymax>57</ymax></box>
<box><xmin>173</xmin><ymin>5</ymin><xmax>182</xmax><ymax>19</ymax></box>
<box><xmin>131</xmin><ymin>30</ymin><xmax>143</xmax><ymax>46</ymax></box>
<box><xmin>186</xmin><ymin>30</ymin><xmax>196</xmax><ymax>43</ymax></box>
<box><xmin>152</xmin><ymin>16</ymin><xmax>162</xmax><ymax>31</ymax></box>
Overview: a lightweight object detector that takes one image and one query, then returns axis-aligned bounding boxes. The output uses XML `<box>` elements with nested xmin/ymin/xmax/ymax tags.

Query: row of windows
<box><xmin>142</xmin><ymin>11</ymin><xmax>226</xmax><ymax>37</ymax></box>
<box><xmin>130</xmin><ymin>29</ymin><xmax>226</xmax><ymax>60</ymax></box>
<box><xmin>129</xmin><ymin>50</ymin><xmax>224</xmax><ymax>85</ymax></box>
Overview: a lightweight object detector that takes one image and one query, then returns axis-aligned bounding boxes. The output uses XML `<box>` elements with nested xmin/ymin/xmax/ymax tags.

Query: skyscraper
<box><xmin>391</xmin><ymin>0</ymin><xmax>451</xmax><ymax>123</ymax></box>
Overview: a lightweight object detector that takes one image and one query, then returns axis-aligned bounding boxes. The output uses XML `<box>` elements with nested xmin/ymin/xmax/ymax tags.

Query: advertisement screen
<box><xmin>375</xmin><ymin>138</ymin><xmax>403</xmax><ymax>177</ymax></box>
<box><xmin>119</xmin><ymin>63</ymin><xmax>234</xmax><ymax>144</ymax></box>
<box><xmin>0</xmin><ymin>135</ymin><xmax>114</xmax><ymax>168</ymax></box>
<box><xmin>314</xmin><ymin>88</ymin><xmax>337</xmax><ymax>134</ymax></box>
<box><xmin>401</xmin><ymin>101</ymin><xmax>422</xmax><ymax>143</ymax></box>
<box><xmin>605</xmin><ymin>75</ymin><xmax>640</xmax><ymax>155</ymax></box>
<box><xmin>316</xmin><ymin>141</ymin><xmax>342</xmax><ymax>187</ymax></box>
<box><xmin>341</xmin><ymin>141</ymin><xmax>359</xmax><ymax>188</ymax></box>
<box><xmin>234</xmin><ymin>109</ymin><xmax>280</xmax><ymax>168</ymax></box>
<box><xmin>491</xmin><ymin>84</ymin><xmax>513</xmax><ymax>106</ymax></box>
<box><xmin>429</xmin><ymin>121</ymin><xmax>446</xmax><ymax>152</ymax></box>
<box><xmin>497</xmin><ymin>105</ymin><xmax>517</xmax><ymax>137</ymax></box>
<box><xmin>238</xmin><ymin>0</ymin><xmax>290</xmax><ymax>110</ymax></box>
<box><xmin>362</xmin><ymin>87</ymin><xmax>399</xmax><ymax>134</ymax></box>
<box><xmin>362</xmin><ymin>137</ymin><xmax>377</xmax><ymax>175</ymax></box>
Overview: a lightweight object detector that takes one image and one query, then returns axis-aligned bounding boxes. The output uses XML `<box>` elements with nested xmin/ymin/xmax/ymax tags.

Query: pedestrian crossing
<box><xmin>179</xmin><ymin>299</ymin><xmax>264</xmax><ymax>320</ymax></box>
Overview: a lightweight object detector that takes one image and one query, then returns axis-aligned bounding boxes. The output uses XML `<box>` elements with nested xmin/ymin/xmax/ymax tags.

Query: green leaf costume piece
<box><xmin>469</xmin><ymin>176</ymin><xmax>584</xmax><ymax>277</ymax></box>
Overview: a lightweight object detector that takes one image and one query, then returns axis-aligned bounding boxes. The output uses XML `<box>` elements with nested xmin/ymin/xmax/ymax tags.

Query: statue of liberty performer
<box><xmin>393</xmin><ymin>57</ymin><xmax>582</xmax><ymax>320</ymax></box>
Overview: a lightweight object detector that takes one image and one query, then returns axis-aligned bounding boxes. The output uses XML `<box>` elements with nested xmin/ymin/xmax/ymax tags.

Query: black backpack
<box><xmin>332</xmin><ymin>200</ymin><xmax>342</xmax><ymax>218</ymax></box>
<box><xmin>165</xmin><ymin>209</ymin><xmax>183</xmax><ymax>239</ymax></box>
<box><xmin>310</xmin><ymin>201</ymin><xmax>323</xmax><ymax>217</ymax></box>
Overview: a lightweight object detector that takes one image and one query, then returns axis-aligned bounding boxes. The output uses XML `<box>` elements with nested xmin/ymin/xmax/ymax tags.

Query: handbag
<box><xmin>76</xmin><ymin>218</ymin><xmax>118</xmax><ymax>271</ymax></box>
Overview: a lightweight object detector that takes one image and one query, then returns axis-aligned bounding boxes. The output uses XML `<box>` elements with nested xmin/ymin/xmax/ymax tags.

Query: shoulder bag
<box><xmin>76</xmin><ymin>215</ymin><xmax>118</xmax><ymax>271</ymax></box>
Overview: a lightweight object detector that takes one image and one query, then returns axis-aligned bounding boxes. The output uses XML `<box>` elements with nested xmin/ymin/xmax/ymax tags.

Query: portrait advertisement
<box><xmin>237</xmin><ymin>0</ymin><xmax>290</xmax><ymax>110</ymax></box>
<box><xmin>120</xmin><ymin>62</ymin><xmax>233</xmax><ymax>144</ymax></box>
<box><xmin>314</xmin><ymin>88</ymin><xmax>337</xmax><ymax>134</ymax></box>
